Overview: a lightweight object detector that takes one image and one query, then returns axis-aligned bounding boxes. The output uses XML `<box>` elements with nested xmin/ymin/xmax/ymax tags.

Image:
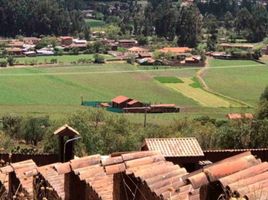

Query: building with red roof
<box><xmin>111</xmin><ymin>95</ymin><xmax>132</xmax><ymax>108</ymax></box>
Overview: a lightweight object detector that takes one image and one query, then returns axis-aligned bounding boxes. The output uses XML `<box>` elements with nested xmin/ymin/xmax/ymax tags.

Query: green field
<box><xmin>85</xmin><ymin>19</ymin><xmax>106</xmax><ymax>28</ymax></box>
<box><xmin>0</xmin><ymin>64</ymin><xmax>200</xmax><ymax>119</ymax></box>
<box><xmin>205</xmin><ymin>59</ymin><xmax>268</xmax><ymax>106</ymax></box>
<box><xmin>0</xmin><ymin>59</ymin><xmax>266</xmax><ymax>122</ymax></box>
<box><xmin>10</xmin><ymin>54</ymin><xmax>113</xmax><ymax>65</ymax></box>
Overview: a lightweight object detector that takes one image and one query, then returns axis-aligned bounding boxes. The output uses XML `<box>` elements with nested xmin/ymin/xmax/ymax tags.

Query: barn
<box><xmin>111</xmin><ymin>95</ymin><xmax>132</xmax><ymax>109</ymax></box>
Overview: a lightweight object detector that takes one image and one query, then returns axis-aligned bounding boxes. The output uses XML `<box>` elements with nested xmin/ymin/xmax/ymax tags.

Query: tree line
<box><xmin>0</xmin><ymin>0</ymin><xmax>86</xmax><ymax>37</ymax></box>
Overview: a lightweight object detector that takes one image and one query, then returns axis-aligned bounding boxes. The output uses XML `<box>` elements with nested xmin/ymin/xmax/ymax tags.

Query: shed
<box><xmin>111</xmin><ymin>95</ymin><xmax>132</xmax><ymax>109</ymax></box>
<box><xmin>141</xmin><ymin>137</ymin><xmax>204</xmax><ymax>170</ymax></box>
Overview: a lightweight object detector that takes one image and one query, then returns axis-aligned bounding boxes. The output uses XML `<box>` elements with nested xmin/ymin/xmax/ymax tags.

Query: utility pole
<box><xmin>144</xmin><ymin>107</ymin><xmax>148</xmax><ymax>128</ymax></box>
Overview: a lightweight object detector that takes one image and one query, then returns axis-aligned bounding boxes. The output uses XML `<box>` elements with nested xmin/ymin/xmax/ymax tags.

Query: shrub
<box><xmin>94</xmin><ymin>54</ymin><xmax>105</xmax><ymax>64</ymax></box>
<box><xmin>7</xmin><ymin>56</ymin><xmax>15</xmax><ymax>66</ymax></box>
<box><xmin>50</xmin><ymin>58</ymin><xmax>58</xmax><ymax>64</ymax></box>
<box><xmin>0</xmin><ymin>60</ymin><xmax>7</xmax><ymax>67</ymax></box>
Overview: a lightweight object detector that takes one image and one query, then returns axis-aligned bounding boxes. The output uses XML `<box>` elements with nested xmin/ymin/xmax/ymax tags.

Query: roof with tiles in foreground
<box><xmin>0</xmin><ymin>151</ymin><xmax>267</xmax><ymax>199</ymax></box>
<box><xmin>142</xmin><ymin>138</ymin><xmax>204</xmax><ymax>157</ymax></box>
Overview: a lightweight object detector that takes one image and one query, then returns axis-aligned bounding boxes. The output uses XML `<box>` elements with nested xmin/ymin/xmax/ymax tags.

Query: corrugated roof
<box><xmin>143</xmin><ymin>138</ymin><xmax>204</xmax><ymax>157</ymax></box>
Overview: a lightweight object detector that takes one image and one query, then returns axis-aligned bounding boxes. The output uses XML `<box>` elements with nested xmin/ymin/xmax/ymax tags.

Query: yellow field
<box><xmin>166</xmin><ymin>78</ymin><xmax>239</xmax><ymax>107</ymax></box>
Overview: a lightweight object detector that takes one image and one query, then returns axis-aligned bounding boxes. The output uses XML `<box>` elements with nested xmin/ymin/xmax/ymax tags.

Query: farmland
<box><xmin>0</xmin><ymin>59</ymin><xmax>266</xmax><ymax>122</ymax></box>
<box><xmin>204</xmin><ymin>59</ymin><xmax>268</xmax><ymax>106</ymax></box>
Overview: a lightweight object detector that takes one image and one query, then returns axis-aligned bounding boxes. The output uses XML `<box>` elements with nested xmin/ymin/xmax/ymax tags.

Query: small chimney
<box><xmin>54</xmin><ymin>124</ymin><xmax>80</xmax><ymax>162</ymax></box>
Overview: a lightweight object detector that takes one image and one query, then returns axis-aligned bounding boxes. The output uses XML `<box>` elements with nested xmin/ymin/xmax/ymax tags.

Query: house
<box><xmin>183</xmin><ymin>55</ymin><xmax>201</xmax><ymax>64</ymax></box>
<box><xmin>8</xmin><ymin>41</ymin><xmax>24</xmax><ymax>48</ymax></box>
<box><xmin>150</xmin><ymin>104</ymin><xmax>180</xmax><ymax>113</ymax></box>
<box><xmin>111</xmin><ymin>95</ymin><xmax>132</xmax><ymax>109</ymax></box>
<box><xmin>60</xmin><ymin>36</ymin><xmax>73</xmax><ymax>46</ymax></box>
<box><xmin>118</xmin><ymin>39</ymin><xmax>138</xmax><ymax>48</ymax></box>
<box><xmin>23</xmin><ymin>37</ymin><xmax>40</xmax><ymax>45</ymax></box>
<box><xmin>5</xmin><ymin>47</ymin><xmax>23</xmax><ymax>55</ymax></box>
<box><xmin>138</xmin><ymin>52</ymin><xmax>152</xmax><ymax>58</ymax></box>
<box><xmin>127</xmin><ymin>46</ymin><xmax>149</xmax><ymax>55</ymax></box>
<box><xmin>226</xmin><ymin>113</ymin><xmax>254</xmax><ymax>120</ymax></box>
<box><xmin>219</xmin><ymin>43</ymin><xmax>254</xmax><ymax>51</ymax></box>
<box><xmin>141</xmin><ymin>137</ymin><xmax>204</xmax><ymax>170</ymax></box>
<box><xmin>159</xmin><ymin>47</ymin><xmax>192</xmax><ymax>56</ymax></box>
<box><xmin>126</xmin><ymin>99</ymin><xmax>143</xmax><ymax>107</ymax></box>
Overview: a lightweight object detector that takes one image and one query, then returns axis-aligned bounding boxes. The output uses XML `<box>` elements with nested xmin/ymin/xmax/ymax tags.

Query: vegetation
<box><xmin>154</xmin><ymin>76</ymin><xmax>184</xmax><ymax>83</ymax></box>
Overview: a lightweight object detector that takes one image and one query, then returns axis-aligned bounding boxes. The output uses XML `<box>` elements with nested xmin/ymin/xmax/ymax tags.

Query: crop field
<box><xmin>205</xmin><ymin>59</ymin><xmax>268</xmax><ymax>106</ymax></box>
<box><xmin>0</xmin><ymin>59</ymin><xmax>265</xmax><ymax>122</ymax></box>
<box><xmin>165</xmin><ymin>78</ymin><xmax>235</xmax><ymax>107</ymax></box>
<box><xmin>0</xmin><ymin>64</ymin><xmax>200</xmax><ymax>119</ymax></box>
<box><xmin>10</xmin><ymin>54</ymin><xmax>113</xmax><ymax>65</ymax></box>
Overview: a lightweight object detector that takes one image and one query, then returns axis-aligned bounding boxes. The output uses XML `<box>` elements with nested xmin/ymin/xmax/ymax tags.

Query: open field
<box><xmin>0</xmin><ymin>59</ymin><xmax>266</xmax><ymax>122</ymax></box>
<box><xmin>165</xmin><ymin>78</ymin><xmax>236</xmax><ymax>107</ymax></box>
<box><xmin>0</xmin><ymin>64</ymin><xmax>199</xmax><ymax>119</ymax></box>
<box><xmin>208</xmin><ymin>59</ymin><xmax>262</xmax><ymax>67</ymax></box>
<box><xmin>8</xmin><ymin>54</ymin><xmax>113</xmax><ymax>65</ymax></box>
<box><xmin>204</xmin><ymin>59</ymin><xmax>268</xmax><ymax>106</ymax></box>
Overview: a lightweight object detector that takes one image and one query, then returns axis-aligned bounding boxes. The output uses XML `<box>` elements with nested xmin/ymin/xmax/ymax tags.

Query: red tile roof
<box><xmin>226</xmin><ymin>113</ymin><xmax>254</xmax><ymax>120</ymax></box>
<box><xmin>127</xmin><ymin>99</ymin><xmax>139</xmax><ymax>105</ymax></box>
<box><xmin>142</xmin><ymin>138</ymin><xmax>204</xmax><ymax>157</ymax></box>
<box><xmin>111</xmin><ymin>95</ymin><xmax>131</xmax><ymax>104</ymax></box>
<box><xmin>150</xmin><ymin>104</ymin><xmax>177</xmax><ymax>108</ymax></box>
<box><xmin>159</xmin><ymin>47</ymin><xmax>192</xmax><ymax>54</ymax></box>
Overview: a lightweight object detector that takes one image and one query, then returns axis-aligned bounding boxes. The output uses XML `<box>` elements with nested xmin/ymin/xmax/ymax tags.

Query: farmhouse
<box><xmin>127</xmin><ymin>46</ymin><xmax>149</xmax><ymax>55</ymax></box>
<box><xmin>150</xmin><ymin>104</ymin><xmax>180</xmax><ymax>113</ymax></box>
<box><xmin>60</xmin><ymin>36</ymin><xmax>73</xmax><ymax>46</ymax></box>
<box><xmin>159</xmin><ymin>47</ymin><xmax>192</xmax><ymax>55</ymax></box>
<box><xmin>219</xmin><ymin>43</ymin><xmax>254</xmax><ymax>51</ymax></box>
<box><xmin>5</xmin><ymin>47</ymin><xmax>23</xmax><ymax>55</ymax></box>
<box><xmin>22</xmin><ymin>37</ymin><xmax>40</xmax><ymax>45</ymax></box>
<box><xmin>118</xmin><ymin>39</ymin><xmax>138</xmax><ymax>48</ymax></box>
<box><xmin>111</xmin><ymin>95</ymin><xmax>132</xmax><ymax>108</ymax></box>
<box><xmin>126</xmin><ymin>99</ymin><xmax>143</xmax><ymax>107</ymax></box>
<box><xmin>226</xmin><ymin>113</ymin><xmax>254</xmax><ymax>120</ymax></box>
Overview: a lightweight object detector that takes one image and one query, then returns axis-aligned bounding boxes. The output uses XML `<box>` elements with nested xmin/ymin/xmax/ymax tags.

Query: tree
<box><xmin>205</xmin><ymin>14</ymin><xmax>218</xmax><ymax>51</ymax></box>
<box><xmin>94</xmin><ymin>54</ymin><xmax>105</xmax><ymax>64</ymax></box>
<box><xmin>176</xmin><ymin>5</ymin><xmax>203</xmax><ymax>47</ymax></box>
<box><xmin>224</xmin><ymin>11</ymin><xmax>234</xmax><ymax>30</ymax></box>
<box><xmin>235</xmin><ymin>8</ymin><xmax>253</xmax><ymax>40</ymax></box>
<box><xmin>21</xmin><ymin>116</ymin><xmax>50</xmax><ymax>145</ymax></box>
<box><xmin>257</xmin><ymin>86</ymin><xmax>268</xmax><ymax>119</ymax></box>
<box><xmin>7</xmin><ymin>56</ymin><xmax>15</xmax><ymax>66</ymax></box>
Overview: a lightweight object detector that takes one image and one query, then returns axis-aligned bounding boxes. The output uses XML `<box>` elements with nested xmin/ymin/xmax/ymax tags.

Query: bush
<box><xmin>127</xmin><ymin>56</ymin><xmax>136</xmax><ymax>65</ymax></box>
<box><xmin>7</xmin><ymin>56</ymin><xmax>15</xmax><ymax>66</ymax></box>
<box><xmin>0</xmin><ymin>60</ymin><xmax>7</xmax><ymax>67</ymax></box>
<box><xmin>50</xmin><ymin>58</ymin><xmax>58</xmax><ymax>64</ymax></box>
<box><xmin>94</xmin><ymin>54</ymin><xmax>105</xmax><ymax>64</ymax></box>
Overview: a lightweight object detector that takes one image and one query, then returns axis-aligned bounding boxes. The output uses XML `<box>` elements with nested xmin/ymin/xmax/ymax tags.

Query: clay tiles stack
<box><xmin>185</xmin><ymin>151</ymin><xmax>268</xmax><ymax>200</ymax></box>
<box><xmin>103</xmin><ymin>151</ymin><xmax>193</xmax><ymax>200</ymax></box>
<box><xmin>34</xmin><ymin>163</ymin><xmax>65</xmax><ymax>200</ymax></box>
<box><xmin>8</xmin><ymin>159</ymin><xmax>37</xmax><ymax>199</ymax></box>
<box><xmin>54</xmin><ymin>154</ymin><xmax>114</xmax><ymax>200</ymax></box>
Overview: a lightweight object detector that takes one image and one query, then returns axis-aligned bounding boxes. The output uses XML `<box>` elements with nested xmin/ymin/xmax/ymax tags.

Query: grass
<box><xmin>209</xmin><ymin>59</ymin><xmax>261</xmax><ymax>67</ymax></box>
<box><xmin>189</xmin><ymin>77</ymin><xmax>202</xmax><ymax>88</ymax></box>
<box><xmin>0</xmin><ymin>64</ymin><xmax>199</xmax><ymax>119</ymax></box>
<box><xmin>154</xmin><ymin>76</ymin><xmax>184</xmax><ymax>83</ymax></box>
<box><xmin>205</xmin><ymin>59</ymin><xmax>268</xmax><ymax>106</ymax></box>
<box><xmin>165</xmin><ymin>78</ymin><xmax>234</xmax><ymax>107</ymax></box>
<box><xmin>12</xmin><ymin>54</ymin><xmax>113</xmax><ymax>65</ymax></box>
<box><xmin>85</xmin><ymin>19</ymin><xmax>106</xmax><ymax>28</ymax></box>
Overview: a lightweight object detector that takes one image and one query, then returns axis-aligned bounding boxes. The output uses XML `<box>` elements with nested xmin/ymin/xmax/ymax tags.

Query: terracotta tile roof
<box><xmin>150</xmin><ymin>104</ymin><xmax>177</xmax><ymax>108</ymax></box>
<box><xmin>10</xmin><ymin>159</ymin><xmax>37</xmax><ymax>198</ymax></box>
<box><xmin>111</xmin><ymin>95</ymin><xmax>131</xmax><ymax>104</ymax></box>
<box><xmin>38</xmin><ymin>163</ymin><xmax>65</xmax><ymax>199</ymax></box>
<box><xmin>127</xmin><ymin>47</ymin><xmax>149</xmax><ymax>52</ymax></box>
<box><xmin>142</xmin><ymin>138</ymin><xmax>204</xmax><ymax>157</ymax></box>
<box><xmin>159</xmin><ymin>47</ymin><xmax>192</xmax><ymax>54</ymax></box>
<box><xmin>127</xmin><ymin>99</ymin><xmax>140</xmax><ymax>105</ymax></box>
<box><xmin>226</xmin><ymin>113</ymin><xmax>254</xmax><ymax>120</ymax></box>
